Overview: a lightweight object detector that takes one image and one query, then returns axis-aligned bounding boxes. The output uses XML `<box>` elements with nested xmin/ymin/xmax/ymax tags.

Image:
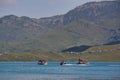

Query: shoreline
<box><xmin>0</xmin><ymin>51</ymin><xmax>120</xmax><ymax>62</ymax></box>
<box><xmin>0</xmin><ymin>61</ymin><xmax>120</xmax><ymax>62</ymax></box>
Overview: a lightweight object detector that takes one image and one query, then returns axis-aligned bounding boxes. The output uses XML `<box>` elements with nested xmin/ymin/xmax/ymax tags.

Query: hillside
<box><xmin>30</xmin><ymin>19</ymin><xmax>120</xmax><ymax>51</ymax></box>
<box><xmin>0</xmin><ymin>44</ymin><xmax>120</xmax><ymax>61</ymax></box>
<box><xmin>0</xmin><ymin>1</ymin><xmax>120</xmax><ymax>52</ymax></box>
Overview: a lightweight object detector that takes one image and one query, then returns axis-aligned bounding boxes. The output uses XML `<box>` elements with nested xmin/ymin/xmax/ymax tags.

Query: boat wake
<box><xmin>63</xmin><ymin>63</ymin><xmax>89</xmax><ymax>66</ymax></box>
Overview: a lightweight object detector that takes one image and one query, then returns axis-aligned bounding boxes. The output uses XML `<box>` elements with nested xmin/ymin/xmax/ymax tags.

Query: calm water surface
<box><xmin>0</xmin><ymin>62</ymin><xmax>120</xmax><ymax>80</ymax></box>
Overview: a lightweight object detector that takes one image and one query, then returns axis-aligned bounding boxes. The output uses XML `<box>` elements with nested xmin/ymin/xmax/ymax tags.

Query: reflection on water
<box><xmin>0</xmin><ymin>62</ymin><xmax>120</xmax><ymax>80</ymax></box>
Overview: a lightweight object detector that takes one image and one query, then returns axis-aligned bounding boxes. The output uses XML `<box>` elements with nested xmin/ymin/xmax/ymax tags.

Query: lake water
<box><xmin>0</xmin><ymin>62</ymin><xmax>120</xmax><ymax>80</ymax></box>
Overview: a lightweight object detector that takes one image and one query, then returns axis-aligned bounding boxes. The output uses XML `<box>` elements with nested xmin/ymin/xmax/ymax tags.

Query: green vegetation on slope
<box><xmin>0</xmin><ymin>44</ymin><xmax>120</xmax><ymax>62</ymax></box>
<box><xmin>31</xmin><ymin>19</ymin><xmax>112</xmax><ymax>51</ymax></box>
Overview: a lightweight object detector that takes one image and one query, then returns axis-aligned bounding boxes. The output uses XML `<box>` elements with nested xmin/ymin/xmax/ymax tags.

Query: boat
<box><xmin>38</xmin><ymin>60</ymin><xmax>47</xmax><ymax>65</ymax></box>
<box><xmin>77</xmin><ymin>58</ymin><xmax>88</xmax><ymax>64</ymax></box>
<box><xmin>60</xmin><ymin>61</ymin><xmax>66</xmax><ymax>65</ymax></box>
<box><xmin>60</xmin><ymin>58</ymin><xmax>89</xmax><ymax>66</ymax></box>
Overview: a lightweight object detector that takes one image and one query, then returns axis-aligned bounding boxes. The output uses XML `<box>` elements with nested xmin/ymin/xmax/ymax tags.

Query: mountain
<box><xmin>0</xmin><ymin>1</ymin><xmax>120</xmax><ymax>53</ymax></box>
<box><xmin>0</xmin><ymin>15</ymin><xmax>46</xmax><ymax>41</ymax></box>
<box><xmin>63</xmin><ymin>1</ymin><xmax>120</xmax><ymax>24</ymax></box>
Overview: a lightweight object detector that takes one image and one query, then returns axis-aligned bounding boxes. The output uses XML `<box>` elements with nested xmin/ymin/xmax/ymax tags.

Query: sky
<box><xmin>0</xmin><ymin>0</ymin><xmax>114</xmax><ymax>18</ymax></box>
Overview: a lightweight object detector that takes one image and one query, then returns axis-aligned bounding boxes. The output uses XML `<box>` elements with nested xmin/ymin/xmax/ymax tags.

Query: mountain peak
<box><xmin>20</xmin><ymin>16</ymin><xmax>31</xmax><ymax>20</ymax></box>
<box><xmin>63</xmin><ymin>1</ymin><xmax>120</xmax><ymax>24</ymax></box>
<box><xmin>1</xmin><ymin>15</ymin><xmax>18</xmax><ymax>19</ymax></box>
<box><xmin>76</xmin><ymin>1</ymin><xmax>119</xmax><ymax>10</ymax></box>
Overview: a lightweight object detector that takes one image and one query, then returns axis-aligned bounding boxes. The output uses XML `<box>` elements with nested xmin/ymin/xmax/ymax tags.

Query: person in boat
<box><xmin>77</xmin><ymin>58</ymin><xmax>88</xmax><ymax>64</ymax></box>
<box><xmin>38</xmin><ymin>60</ymin><xmax>47</xmax><ymax>65</ymax></box>
<box><xmin>60</xmin><ymin>61</ymin><xmax>66</xmax><ymax>65</ymax></box>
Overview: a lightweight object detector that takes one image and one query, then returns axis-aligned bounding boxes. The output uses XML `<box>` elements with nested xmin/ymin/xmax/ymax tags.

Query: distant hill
<box><xmin>0</xmin><ymin>1</ymin><xmax>120</xmax><ymax>53</ymax></box>
<box><xmin>0</xmin><ymin>44</ymin><xmax>120</xmax><ymax>61</ymax></box>
<box><xmin>0</xmin><ymin>15</ymin><xmax>47</xmax><ymax>41</ymax></box>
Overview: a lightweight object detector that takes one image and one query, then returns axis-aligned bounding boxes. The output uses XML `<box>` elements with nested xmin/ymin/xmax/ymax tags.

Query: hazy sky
<box><xmin>0</xmin><ymin>0</ymin><xmax>114</xmax><ymax>18</ymax></box>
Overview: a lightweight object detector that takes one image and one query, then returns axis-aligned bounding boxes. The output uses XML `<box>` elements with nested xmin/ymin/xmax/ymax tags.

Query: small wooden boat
<box><xmin>38</xmin><ymin>60</ymin><xmax>47</xmax><ymax>65</ymax></box>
